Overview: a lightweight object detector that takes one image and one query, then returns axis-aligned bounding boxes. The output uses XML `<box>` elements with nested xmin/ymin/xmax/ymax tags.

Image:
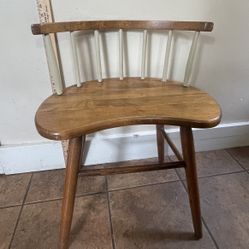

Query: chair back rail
<box><xmin>32</xmin><ymin>20</ymin><xmax>213</xmax><ymax>34</ymax></box>
<box><xmin>32</xmin><ymin>20</ymin><xmax>213</xmax><ymax>95</ymax></box>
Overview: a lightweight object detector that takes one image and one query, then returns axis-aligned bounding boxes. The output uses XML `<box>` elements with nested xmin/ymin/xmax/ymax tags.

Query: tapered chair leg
<box><xmin>78</xmin><ymin>135</ymin><xmax>86</xmax><ymax>170</ymax></box>
<box><xmin>59</xmin><ymin>136</ymin><xmax>83</xmax><ymax>249</ymax></box>
<box><xmin>180</xmin><ymin>126</ymin><xmax>202</xmax><ymax>239</ymax></box>
<box><xmin>156</xmin><ymin>125</ymin><xmax>164</xmax><ymax>163</ymax></box>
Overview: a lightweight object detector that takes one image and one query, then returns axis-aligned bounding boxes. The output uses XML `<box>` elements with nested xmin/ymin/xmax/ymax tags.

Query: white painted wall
<box><xmin>0</xmin><ymin>0</ymin><xmax>249</xmax><ymax>173</ymax></box>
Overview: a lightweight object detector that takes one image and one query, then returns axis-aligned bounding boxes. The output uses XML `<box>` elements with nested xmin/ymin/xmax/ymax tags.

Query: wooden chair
<box><xmin>31</xmin><ymin>20</ymin><xmax>221</xmax><ymax>249</ymax></box>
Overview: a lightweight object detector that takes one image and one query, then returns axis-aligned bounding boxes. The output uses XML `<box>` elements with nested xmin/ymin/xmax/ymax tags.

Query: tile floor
<box><xmin>1</xmin><ymin>146</ymin><xmax>249</xmax><ymax>249</ymax></box>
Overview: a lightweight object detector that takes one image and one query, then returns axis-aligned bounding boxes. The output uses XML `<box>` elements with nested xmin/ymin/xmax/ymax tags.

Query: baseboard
<box><xmin>0</xmin><ymin>142</ymin><xmax>65</xmax><ymax>174</ymax></box>
<box><xmin>1</xmin><ymin>122</ymin><xmax>249</xmax><ymax>174</ymax></box>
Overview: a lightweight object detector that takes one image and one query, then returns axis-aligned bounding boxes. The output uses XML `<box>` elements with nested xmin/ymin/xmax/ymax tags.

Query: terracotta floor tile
<box><xmin>199</xmin><ymin>172</ymin><xmax>249</xmax><ymax>249</ymax></box>
<box><xmin>107</xmin><ymin>157</ymin><xmax>179</xmax><ymax>191</ymax></box>
<box><xmin>25</xmin><ymin>169</ymin><xmax>106</xmax><ymax>203</ymax></box>
<box><xmin>176</xmin><ymin>150</ymin><xmax>243</xmax><ymax>179</ymax></box>
<box><xmin>227</xmin><ymin>146</ymin><xmax>249</xmax><ymax>169</ymax></box>
<box><xmin>11</xmin><ymin>194</ymin><xmax>112</xmax><ymax>249</ymax></box>
<box><xmin>110</xmin><ymin>182</ymin><xmax>216</xmax><ymax>249</ymax></box>
<box><xmin>0</xmin><ymin>173</ymin><xmax>31</xmax><ymax>208</ymax></box>
<box><xmin>108</xmin><ymin>169</ymin><xmax>178</xmax><ymax>191</ymax></box>
<box><xmin>0</xmin><ymin>206</ymin><xmax>21</xmax><ymax>249</ymax></box>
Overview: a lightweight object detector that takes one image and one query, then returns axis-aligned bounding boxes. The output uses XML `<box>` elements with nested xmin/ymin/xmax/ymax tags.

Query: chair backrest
<box><xmin>31</xmin><ymin>20</ymin><xmax>213</xmax><ymax>95</ymax></box>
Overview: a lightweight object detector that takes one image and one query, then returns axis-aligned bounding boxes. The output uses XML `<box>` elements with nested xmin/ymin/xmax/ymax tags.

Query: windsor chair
<box><xmin>31</xmin><ymin>20</ymin><xmax>221</xmax><ymax>249</ymax></box>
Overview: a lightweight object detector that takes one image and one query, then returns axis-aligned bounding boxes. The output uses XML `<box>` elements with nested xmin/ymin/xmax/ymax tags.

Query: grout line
<box><xmin>23</xmin><ymin>191</ymin><xmax>106</xmax><ymax>206</ymax></box>
<box><xmin>19</xmin><ymin>177</ymin><xmax>180</xmax><ymax>207</ymax></box>
<box><xmin>22</xmin><ymin>171</ymin><xmax>245</xmax><ymax>206</ymax></box>
<box><xmin>172</xmin><ymin>160</ymin><xmax>245</xmax><ymax>181</ymax></box>
<box><xmin>175</xmin><ymin>170</ymin><xmax>247</xmax><ymax>183</ymax></box>
<box><xmin>105</xmin><ymin>176</ymin><xmax>116</xmax><ymax>249</ymax></box>
<box><xmin>202</xmin><ymin>217</ymin><xmax>220</xmax><ymax>249</ymax></box>
<box><xmin>174</xmin><ymin>168</ymin><xmax>182</xmax><ymax>182</ymax></box>
<box><xmin>225</xmin><ymin>149</ymin><xmax>247</xmax><ymax>171</ymax></box>
<box><xmin>0</xmin><ymin>203</ymin><xmax>22</xmax><ymax>210</ymax></box>
<box><xmin>8</xmin><ymin>173</ymin><xmax>33</xmax><ymax>249</ymax></box>
<box><xmin>175</xmin><ymin>171</ymin><xmax>220</xmax><ymax>249</ymax></box>
<box><xmin>108</xmin><ymin>178</ymin><xmax>180</xmax><ymax>193</ymax></box>
<box><xmin>177</xmin><ymin>170</ymin><xmax>247</xmax><ymax>183</ymax></box>
<box><xmin>198</xmin><ymin>170</ymin><xmax>245</xmax><ymax>180</ymax></box>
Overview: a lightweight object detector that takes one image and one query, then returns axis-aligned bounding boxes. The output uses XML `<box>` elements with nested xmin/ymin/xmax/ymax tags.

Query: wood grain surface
<box><xmin>32</xmin><ymin>20</ymin><xmax>213</xmax><ymax>35</ymax></box>
<box><xmin>35</xmin><ymin>78</ymin><xmax>221</xmax><ymax>140</ymax></box>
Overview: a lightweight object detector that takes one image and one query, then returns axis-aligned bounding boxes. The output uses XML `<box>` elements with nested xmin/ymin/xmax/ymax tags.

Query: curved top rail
<box><xmin>32</xmin><ymin>20</ymin><xmax>213</xmax><ymax>35</ymax></box>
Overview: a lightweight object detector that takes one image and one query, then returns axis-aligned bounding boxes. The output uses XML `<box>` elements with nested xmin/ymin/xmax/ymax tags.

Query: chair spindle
<box><xmin>119</xmin><ymin>29</ymin><xmax>124</xmax><ymax>80</ymax></box>
<box><xmin>141</xmin><ymin>30</ymin><xmax>148</xmax><ymax>79</ymax></box>
<box><xmin>184</xmin><ymin>31</ymin><xmax>200</xmax><ymax>87</ymax></box>
<box><xmin>70</xmin><ymin>32</ymin><xmax>81</xmax><ymax>87</ymax></box>
<box><xmin>162</xmin><ymin>30</ymin><xmax>173</xmax><ymax>82</ymax></box>
<box><xmin>94</xmin><ymin>30</ymin><xmax>102</xmax><ymax>82</ymax></box>
<box><xmin>43</xmin><ymin>34</ymin><xmax>63</xmax><ymax>95</ymax></box>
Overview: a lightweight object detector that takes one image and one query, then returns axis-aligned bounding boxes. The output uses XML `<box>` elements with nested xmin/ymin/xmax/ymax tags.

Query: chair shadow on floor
<box><xmin>70</xmin><ymin>201</ymin><xmax>196</xmax><ymax>246</ymax></box>
<box><xmin>68</xmin><ymin>192</ymin><xmax>102</xmax><ymax>247</ymax></box>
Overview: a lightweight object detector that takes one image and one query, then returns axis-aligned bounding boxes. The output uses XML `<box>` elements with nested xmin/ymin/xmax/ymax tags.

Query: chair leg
<box><xmin>156</xmin><ymin>124</ymin><xmax>164</xmax><ymax>163</ymax></box>
<box><xmin>180</xmin><ymin>126</ymin><xmax>202</xmax><ymax>239</ymax></box>
<box><xmin>78</xmin><ymin>135</ymin><xmax>86</xmax><ymax>170</ymax></box>
<box><xmin>59</xmin><ymin>136</ymin><xmax>83</xmax><ymax>249</ymax></box>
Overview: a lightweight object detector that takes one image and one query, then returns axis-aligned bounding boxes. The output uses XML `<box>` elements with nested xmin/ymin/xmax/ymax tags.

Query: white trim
<box><xmin>0</xmin><ymin>165</ymin><xmax>4</xmax><ymax>174</ymax></box>
<box><xmin>0</xmin><ymin>142</ymin><xmax>65</xmax><ymax>174</ymax></box>
<box><xmin>92</xmin><ymin>121</ymin><xmax>249</xmax><ymax>139</ymax></box>
<box><xmin>1</xmin><ymin>122</ymin><xmax>249</xmax><ymax>174</ymax></box>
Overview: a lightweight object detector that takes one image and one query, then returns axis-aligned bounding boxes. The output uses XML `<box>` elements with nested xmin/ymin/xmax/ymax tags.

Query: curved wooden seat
<box><xmin>35</xmin><ymin>77</ymin><xmax>221</xmax><ymax>140</ymax></box>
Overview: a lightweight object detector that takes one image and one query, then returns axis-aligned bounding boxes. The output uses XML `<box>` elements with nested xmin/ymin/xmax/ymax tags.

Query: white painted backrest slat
<box><xmin>94</xmin><ymin>30</ymin><xmax>102</xmax><ymax>82</ymax></box>
<box><xmin>184</xmin><ymin>31</ymin><xmax>200</xmax><ymax>87</ymax></box>
<box><xmin>44</xmin><ymin>27</ymin><xmax>202</xmax><ymax>91</ymax></box>
<box><xmin>141</xmin><ymin>30</ymin><xmax>148</xmax><ymax>79</ymax></box>
<box><xmin>70</xmin><ymin>32</ymin><xmax>81</xmax><ymax>87</ymax></box>
<box><xmin>119</xmin><ymin>29</ymin><xmax>124</xmax><ymax>80</ymax></box>
<box><xmin>43</xmin><ymin>34</ymin><xmax>64</xmax><ymax>95</ymax></box>
<box><xmin>162</xmin><ymin>30</ymin><xmax>173</xmax><ymax>82</ymax></box>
